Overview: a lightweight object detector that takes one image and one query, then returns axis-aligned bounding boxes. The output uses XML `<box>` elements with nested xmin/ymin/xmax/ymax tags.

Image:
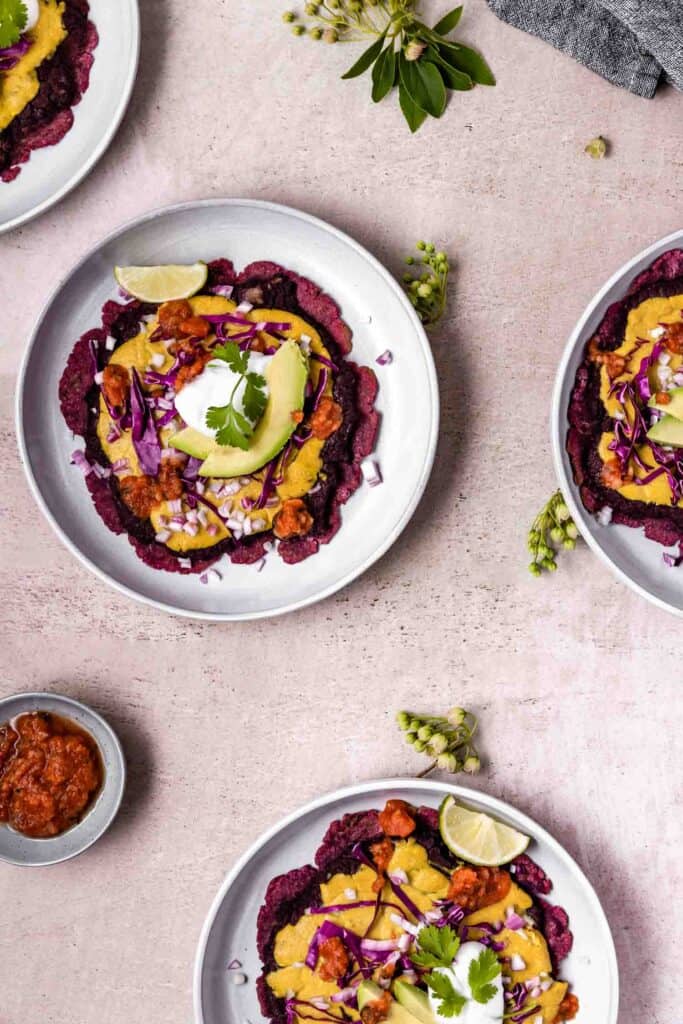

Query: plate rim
<box><xmin>0</xmin><ymin>0</ymin><xmax>141</xmax><ymax>236</ymax></box>
<box><xmin>15</xmin><ymin>197</ymin><xmax>440</xmax><ymax>621</ymax></box>
<box><xmin>0</xmin><ymin>690</ymin><xmax>126</xmax><ymax>867</ymax></box>
<box><xmin>192</xmin><ymin>776</ymin><xmax>619</xmax><ymax>1024</ymax></box>
<box><xmin>551</xmin><ymin>226</ymin><xmax>683</xmax><ymax>616</ymax></box>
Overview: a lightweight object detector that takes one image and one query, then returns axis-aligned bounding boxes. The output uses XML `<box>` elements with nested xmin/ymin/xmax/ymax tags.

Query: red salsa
<box><xmin>0</xmin><ymin>712</ymin><xmax>103</xmax><ymax>838</ymax></box>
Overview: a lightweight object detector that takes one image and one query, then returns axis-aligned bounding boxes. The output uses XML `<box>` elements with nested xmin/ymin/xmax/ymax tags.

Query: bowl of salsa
<box><xmin>0</xmin><ymin>692</ymin><xmax>125</xmax><ymax>866</ymax></box>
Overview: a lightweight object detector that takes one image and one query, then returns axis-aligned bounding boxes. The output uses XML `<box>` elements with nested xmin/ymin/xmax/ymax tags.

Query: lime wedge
<box><xmin>114</xmin><ymin>262</ymin><xmax>208</xmax><ymax>303</ymax></box>
<box><xmin>439</xmin><ymin>795</ymin><xmax>530</xmax><ymax>866</ymax></box>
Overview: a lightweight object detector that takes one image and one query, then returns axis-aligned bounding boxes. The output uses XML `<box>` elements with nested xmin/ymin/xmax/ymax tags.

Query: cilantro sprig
<box><xmin>205</xmin><ymin>342</ymin><xmax>267</xmax><ymax>450</ymax></box>
<box><xmin>424</xmin><ymin>971</ymin><xmax>466</xmax><ymax>1018</ymax></box>
<box><xmin>411</xmin><ymin>925</ymin><xmax>460</xmax><ymax>970</ymax></box>
<box><xmin>419</xmin><ymin>945</ymin><xmax>501</xmax><ymax>1019</ymax></box>
<box><xmin>468</xmin><ymin>947</ymin><xmax>501</xmax><ymax>1004</ymax></box>
<box><xmin>0</xmin><ymin>0</ymin><xmax>28</xmax><ymax>50</ymax></box>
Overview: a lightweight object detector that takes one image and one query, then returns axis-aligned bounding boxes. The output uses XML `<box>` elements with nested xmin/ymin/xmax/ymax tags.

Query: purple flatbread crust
<box><xmin>256</xmin><ymin>807</ymin><xmax>573</xmax><ymax>1024</ymax></box>
<box><xmin>567</xmin><ymin>249</ymin><xmax>683</xmax><ymax>549</ymax></box>
<box><xmin>58</xmin><ymin>259</ymin><xmax>380</xmax><ymax>574</ymax></box>
<box><xmin>0</xmin><ymin>0</ymin><xmax>98</xmax><ymax>182</ymax></box>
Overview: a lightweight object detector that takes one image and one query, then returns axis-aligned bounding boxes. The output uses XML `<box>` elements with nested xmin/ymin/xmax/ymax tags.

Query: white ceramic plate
<box><xmin>552</xmin><ymin>228</ymin><xmax>683</xmax><ymax>615</ymax></box>
<box><xmin>193</xmin><ymin>778</ymin><xmax>618</xmax><ymax>1024</ymax></box>
<box><xmin>0</xmin><ymin>0</ymin><xmax>139</xmax><ymax>235</ymax></box>
<box><xmin>17</xmin><ymin>199</ymin><xmax>439</xmax><ymax>620</ymax></box>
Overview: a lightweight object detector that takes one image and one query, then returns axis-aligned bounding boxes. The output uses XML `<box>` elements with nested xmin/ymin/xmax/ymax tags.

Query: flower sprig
<box><xmin>528</xmin><ymin>490</ymin><xmax>579</xmax><ymax>575</ymax></box>
<box><xmin>402</xmin><ymin>240</ymin><xmax>449</xmax><ymax>326</ymax></box>
<box><xmin>396</xmin><ymin>707</ymin><xmax>480</xmax><ymax>776</ymax></box>
<box><xmin>281</xmin><ymin>2</ymin><xmax>495</xmax><ymax>133</ymax></box>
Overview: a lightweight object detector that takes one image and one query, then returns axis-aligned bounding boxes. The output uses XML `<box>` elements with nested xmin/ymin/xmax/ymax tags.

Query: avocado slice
<box><xmin>393</xmin><ymin>981</ymin><xmax>436</xmax><ymax>1024</ymax></box>
<box><xmin>647</xmin><ymin>414</ymin><xmax>683</xmax><ymax>448</ymax></box>
<box><xmin>169</xmin><ymin>341</ymin><xmax>308</xmax><ymax>476</ymax></box>
<box><xmin>357</xmin><ymin>982</ymin><xmax>422</xmax><ymax>1024</ymax></box>
<box><xmin>649</xmin><ymin>386</ymin><xmax>683</xmax><ymax>421</ymax></box>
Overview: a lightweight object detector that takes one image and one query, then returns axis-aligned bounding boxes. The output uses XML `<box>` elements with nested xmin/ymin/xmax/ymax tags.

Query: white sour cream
<box><xmin>174</xmin><ymin>353</ymin><xmax>272</xmax><ymax>439</ymax></box>
<box><xmin>427</xmin><ymin>942</ymin><xmax>504</xmax><ymax>1024</ymax></box>
<box><xmin>24</xmin><ymin>0</ymin><xmax>41</xmax><ymax>31</ymax></box>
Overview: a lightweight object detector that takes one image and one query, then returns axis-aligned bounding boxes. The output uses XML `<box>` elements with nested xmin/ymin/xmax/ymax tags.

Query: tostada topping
<box><xmin>257</xmin><ymin>800</ymin><xmax>577</xmax><ymax>1024</ymax></box>
<box><xmin>59</xmin><ymin>258</ymin><xmax>380</xmax><ymax>573</ymax></box>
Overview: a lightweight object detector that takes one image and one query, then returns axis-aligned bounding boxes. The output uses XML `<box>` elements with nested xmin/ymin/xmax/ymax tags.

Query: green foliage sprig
<box><xmin>281</xmin><ymin>2</ymin><xmax>494</xmax><ymax>133</ymax></box>
<box><xmin>396</xmin><ymin>707</ymin><xmax>480</xmax><ymax>776</ymax></box>
<box><xmin>402</xmin><ymin>240</ymin><xmax>450</xmax><ymax>326</ymax></box>
<box><xmin>527</xmin><ymin>490</ymin><xmax>579</xmax><ymax>576</ymax></box>
<box><xmin>205</xmin><ymin>342</ymin><xmax>267</xmax><ymax>450</ymax></box>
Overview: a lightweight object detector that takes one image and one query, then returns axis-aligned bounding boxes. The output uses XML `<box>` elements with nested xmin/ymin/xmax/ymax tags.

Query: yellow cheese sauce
<box><xmin>96</xmin><ymin>296</ymin><xmax>334</xmax><ymax>552</ymax></box>
<box><xmin>598</xmin><ymin>294</ymin><xmax>683</xmax><ymax>506</ymax></box>
<box><xmin>267</xmin><ymin>840</ymin><xmax>565</xmax><ymax>1024</ymax></box>
<box><xmin>0</xmin><ymin>1</ymin><xmax>67</xmax><ymax>133</ymax></box>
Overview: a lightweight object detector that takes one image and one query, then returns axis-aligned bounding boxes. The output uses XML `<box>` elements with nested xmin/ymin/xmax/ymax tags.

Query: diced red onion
<box><xmin>167</xmin><ymin>499</ymin><xmax>182</xmax><ymax>514</ymax></box>
<box><xmin>376</xmin><ymin>349</ymin><xmax>393</xmax><ymax>365</ymax></box>
<box><xmin>361</xmin><ymin>459</ymin><xmax>383</xmax><ymax>487</ymax></box>
<box><xmin>155</xmin><ymin>529</ymin><xmax>171</xmax><ymax>543</ymax></box>
<box><xmin>210</xmin><ymin>284</ymin><xmax>234</xmax><ymax>298</ymax></box>
<box><xmin>94</xmin><ymin>370</ymin><xmax>104</xmax><ymax>385</ymax></box>
<box><xmin>105</xmin><ymin>336</ymin><xmax>116</xmax><ymax>351</ymax></box>
<box><xmin>236</xmin><ymin>301</ymin><xmax>253</xmax><ymax>313</ymax></box>
<box><xmin>111</xmin><ymin>458</ymin><xmax>129</xmax><ymax>473</ymax></box>
<box><xmin>70</xmin><ymin>450</ymin><xmax>93</xmax><ymax>476</ymax></box>
<box><xmin>207</xmin><ymin>523</ymin><xmax>219</xmax><ymax>537</ymax></box>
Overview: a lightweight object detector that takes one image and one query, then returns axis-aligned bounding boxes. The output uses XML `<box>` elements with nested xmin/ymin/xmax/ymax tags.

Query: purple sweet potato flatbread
<box><xmin>567</xmin><ymin>249</ymin><xmax>683</xmax><ymax>548</ymax></box>
<box><xmin>0</xmin><ymin>0</ymin><xmax>98</xmax><ymax>182</ymax></box>
<box><xmin>59</xmin><ymin>258</ymin><xmax>380</xmax><ymax>574</ymax></box>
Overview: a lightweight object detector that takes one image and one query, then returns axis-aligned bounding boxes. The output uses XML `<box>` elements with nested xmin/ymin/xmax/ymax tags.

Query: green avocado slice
<box><xmin>647</xmin><ymin>414</ymin><xmax>683</xmax><ymax>448</ymax></box>
<box><xmin>168</xmin><ymin>341</ymin><xmax>308</xmax><ymax>477</ymax></box>
<box><xmin>357</xmin><ymin>982</ymin><xmax>422</xmax><ymax>1024</ymax></box>
<box><xmin>648</xmin><ymin>386</ymin><xmax>683</xmax><ymax>421</ymax></box>
<box><xmin>393</xmin><ymin>980</ymin><xmax>437</xmax><ymax>1024</ymax></box>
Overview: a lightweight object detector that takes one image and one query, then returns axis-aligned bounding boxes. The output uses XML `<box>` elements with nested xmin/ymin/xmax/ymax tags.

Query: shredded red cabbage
<box><xmin>130</xmin><ymin>369</ymin><xmax>162</xmax><ymax>475</ymax></box>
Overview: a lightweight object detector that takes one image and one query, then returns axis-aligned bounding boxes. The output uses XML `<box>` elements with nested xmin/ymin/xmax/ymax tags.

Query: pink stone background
<box><xmin>0</xmin><ymin>1</ymin><xmax>681</xmax><ymax>1021</ymax></box>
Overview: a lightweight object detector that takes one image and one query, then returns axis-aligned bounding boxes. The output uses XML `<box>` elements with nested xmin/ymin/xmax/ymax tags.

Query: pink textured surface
<box><xmin>0</xmin><ymin>2</ymin><xmax>681</xmax><ymax>1023</ymax></box>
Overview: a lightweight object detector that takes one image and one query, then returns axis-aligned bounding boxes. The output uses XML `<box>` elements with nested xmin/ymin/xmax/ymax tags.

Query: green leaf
<box><xmin>0</xmin><ymin>0</ymin><xmax>28</xmax><ymax>49</ymax></box>
<box><xmin>425</xmin><ymin>45</ymin><xmax>472</xmax><ymax>90</ymax></box>
<box><xmin>467</xmin><ymin>948</ymin><xmax>501</xmax><ymax>1005</ymax></box>
<box><xmin>399</xmin><ymin>83</ymin><xmax>427</xmax><ymax>133</ymax></box>
<box><xmin>341</xmin><ymin>31</ymin><xmax>386</xmax><ymax>79</ymax></box>
<box><xmin>425</xmin><ymin>972</ymin><xmax>466</xmax><ymax>1018</ymax></box>
<box><xmin>437</xmin><ymin>41</ymin><xmax>495</xmax><ymax>85</ymax></box>
<box><xmin>414</xmin><ymin>60</ymin><xmax>447</xmax><ymax>117</ymax></box>
<box><xmin>433</xmin><ymin>5</ymin><xmax>463</xmax><ymax>35</ymax></box>
<box><xmin>411</xmin><ymin>925</ymin><xmax>461</xmax><ymax>969</ymax></box>
<box><xmin>212</xmin><ymin>341</ymin><xmax>248</xmax><ymax>375</ymax></box>
<box><xmin>371</xmin><ymin>43</ymin><xmax>396</xmax><ymax>103</ymax></box>
<box><xmin>243</xmin><ymin>372</ymin><xmax>267</xmax><ymax>422</ymax></box>
<box><xmin>397</xmin><ymin>52</ymin><xmax>430</xmax><ymax>114</ymax></box>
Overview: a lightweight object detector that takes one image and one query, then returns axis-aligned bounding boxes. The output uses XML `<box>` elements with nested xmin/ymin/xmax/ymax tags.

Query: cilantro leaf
<box><xmin>212</xmin><ymin>341</ymin><xmax>249</xmax><ymax>375</ymax></box>
<box><xmin>424</xmin><ymin>971</ymin><xmax>466</xmax><ymax>1018</ymax></box>
<box><xmin>467</xmin><ymin>948</ymin><xmax>501</xmax><ymax>1004</ymax></box>
<box><xmin>0</xmin><ymin>0</ymin><xmax>28</xmax><ymax>49</ymax></box>
<box><xmin>205</xmin><ymin>345</ymin><xmax>268</xmax><ymax>449</ymax></box>
<box><xmin>206</xmin><ymin>404</ymin><xmax>253</xmax><ymax>450</ymax></box>
<box><xmin>243</xmin><ymin>372</ymin><xmax>267</xmax><ymax>423</ymax></box>
<box><xmin>411</xmin><ymin>925</ymin><xmax>461</xmax><ymax>970</ymax></box>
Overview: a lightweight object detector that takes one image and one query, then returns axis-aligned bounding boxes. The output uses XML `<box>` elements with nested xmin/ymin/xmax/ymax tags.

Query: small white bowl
<box><xmin>0</xmin><ymin>692</ymin><xmax>125</xmax><ymax>867</ymax></box>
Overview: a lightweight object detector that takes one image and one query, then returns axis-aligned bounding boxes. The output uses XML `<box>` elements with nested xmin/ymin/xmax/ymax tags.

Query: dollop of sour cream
<box><xmin>426</xmin><ymin>941</ymin><xmax>504</xmax><ymax>1024</ymax></box>
<box><xmin>24</xmin><ymin>0</ymin><xmax>41</xmax><ymax>31</ymax></box>
<box><xmin>174</xmin><ymin>353</ymin><xmax>272</xmax><ymax>440</ymax></box>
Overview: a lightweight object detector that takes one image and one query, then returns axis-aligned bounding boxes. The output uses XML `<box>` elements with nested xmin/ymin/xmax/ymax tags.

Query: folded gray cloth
<box><xmin>486</xmin><ymin>0</ymin><xmax>683</xmax><ymax>97</ymax></box>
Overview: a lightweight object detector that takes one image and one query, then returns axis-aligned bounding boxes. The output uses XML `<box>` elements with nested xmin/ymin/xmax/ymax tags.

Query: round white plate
<box><xmin>193</xmin><ymin>778</ymin><xmax>618</xmax><ymax>1024</ymax></box>
<box><xmin>17</xmin><ymin>199</ymin><xmax>439</xmax><ymax>620</ymax></box>
<box><xmin>552</xmin><ymin>228</ymin><xmax>683</xmax><ymax>615</ymax></box>
<box><xmin>0</xmin><ymin>0</ymin><xmax>139</xmax><ymax>235</ymax></box>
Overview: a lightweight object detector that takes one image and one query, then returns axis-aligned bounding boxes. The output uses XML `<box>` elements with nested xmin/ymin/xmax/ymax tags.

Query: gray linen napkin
<box><xmin>485</xmin><ymin>0</ymin><xmax>683</xmax><ymax>98</ymax></box>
